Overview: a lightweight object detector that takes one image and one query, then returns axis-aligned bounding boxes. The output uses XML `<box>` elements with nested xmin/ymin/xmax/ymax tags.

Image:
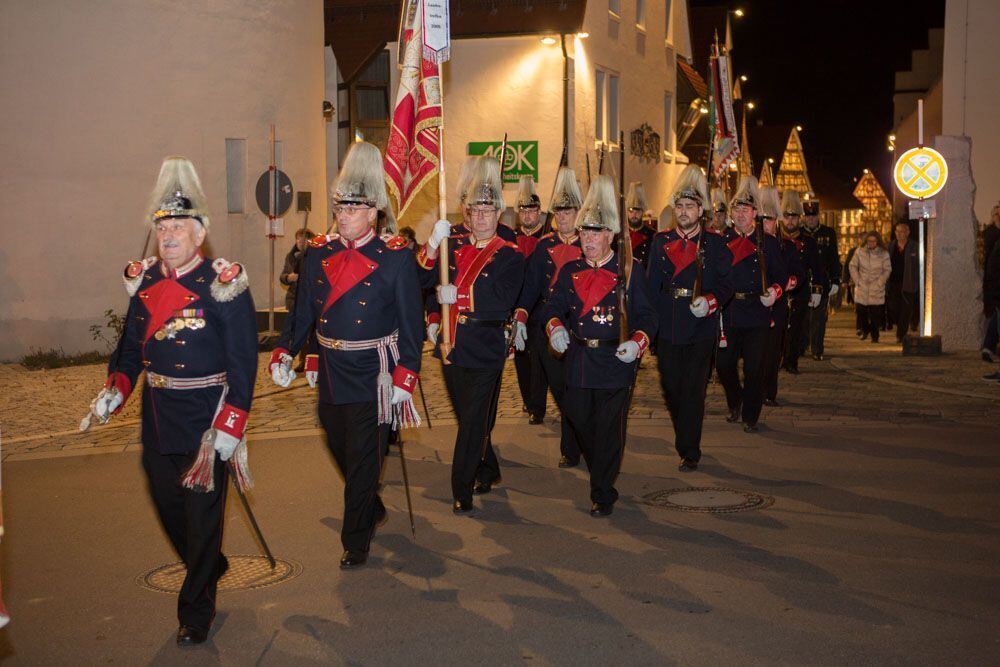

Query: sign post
<box><xmin>255</xmin><ymin>125</ymin><xmax>294</xmax><ymax>340</ymax></box>
<box><xmin>893</xmin><ymin>99</ymin><xmax>945</xmax><ymax>355</ymax></box>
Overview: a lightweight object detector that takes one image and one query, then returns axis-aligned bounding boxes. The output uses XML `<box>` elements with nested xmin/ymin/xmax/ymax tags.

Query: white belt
<box><xmin>146</xmin><ymin>371</ymin><xmax>227</xmax><ymax>389</ymax></box>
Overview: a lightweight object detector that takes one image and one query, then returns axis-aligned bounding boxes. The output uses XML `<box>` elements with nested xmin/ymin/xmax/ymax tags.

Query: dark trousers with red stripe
<box><xmin>717</xmin><ymin>324</ymin><xmax>768</xmax><ymax>426</ymax></box>
<box><xmin>657</xmin><ymin>338</ymin><xmax>714</xmax><ymax>462</ymax></box>
<box><xmin>531</xmin><ymin>324</ymin><xmax>582</xmax><ymax>463</ymax></box>
<box><xmin>562</xmin><ymin>385</ymin><xmax>631</xmax><ymax>506</ymax></box>
<box><xmin>318</xmin><ymin>401</ymin><xmax>389</xmax><ymax>553</ymax></box>
<box><xmin>142</xmin><ymin>445</ymin><xmax>228</xmax><ymax>632</ymax></box>
<box><xmin>443</xmin><ymin>364</ymin><xmax>502</xmax><ymax>503</ymax></box>
<box><xmin>514</xmin><ymin>344</ymin><xmax>548</xmax><ymax>418</ymax></box>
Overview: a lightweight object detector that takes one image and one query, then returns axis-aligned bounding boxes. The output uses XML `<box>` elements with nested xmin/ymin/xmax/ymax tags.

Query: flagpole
<box><xmin>437</xmin><ymin>62</ymin><xmax>452</xmax><ymax>361</ymax></box>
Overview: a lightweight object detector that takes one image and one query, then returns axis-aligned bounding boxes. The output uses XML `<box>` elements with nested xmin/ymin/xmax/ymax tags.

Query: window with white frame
<box><xmin>636</xmin><ymin>0</ymin><xmax>646</xmax><ymax>29</ymax></box>
<box><xmin>595</xmin><ymin>68</ymin><xmax>620</xmax><ymax>145</ymax></box>
<box><xmin>664</xmin><ymin>0</ymin><xmax>673</xmax><ymax>42</ymax></box>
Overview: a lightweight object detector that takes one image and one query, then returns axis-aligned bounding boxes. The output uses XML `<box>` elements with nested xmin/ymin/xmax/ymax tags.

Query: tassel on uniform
<box><xmin>182</xmin><ymin>429</ymin><xmax>217</xmax><ymax>493</ymax></box>
<box><xmin>229</xmin><ymin>439</ymin><xmax>253</xmax><ymax>492</ymax></box>
<box><xmin>376</xmin><ymin>371</ymin><xmax>393</xmax><ymax>425</ymax></box>
<box><xmin>719</xmin><ymin>319</ymin><xmax>728</xmax><ymax>349</ymax></box>
<box><xmin>394</xmin><ymin>397</ymin><xmax>421</xmax><ymax>430</ymax></box>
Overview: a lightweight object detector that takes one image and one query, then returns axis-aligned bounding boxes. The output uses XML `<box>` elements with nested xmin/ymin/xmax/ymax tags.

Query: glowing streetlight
<box><xmin>746</xmin><ymin>101</ymin><xmax>756</xmax><ymax>110</ymax></box>
<box><xmin>795</xmin><ymin>125</ymin><xmax>803</xmax><ymax>132</ymax></box>
<box><xmin>734</xmin><ymin>8</ymin><xmax>745</xmax><ymax>18</ymax></box>
<box><xmin>540</xmin><ymin>36</ymin><xmax>557</xmax><ymax>45</ymax></box>
<box><xmin>699</xmin><ymin>106</ymin><xmax>709</xmax><ymax>114</ymax></box>
<box><xmin>739</xmin><ymin>75</ymin><xmax>748</xmax><ymax>82</ymax></box>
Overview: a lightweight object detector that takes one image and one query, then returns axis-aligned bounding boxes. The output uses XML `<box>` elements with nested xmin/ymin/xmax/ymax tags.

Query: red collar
<box><xmin>160</xmin><ymin>252</ymin><xmax>204</xmax><ymax>279</ymax></box>
<box><xmin>585</xmin><ymin>251</ymin><xmax>614</xmax><ymax>269</ymax></box>
<box><xmin>340</xmin><ymin>228</ymin><xmax>375</xmax><ymax>250</ymax></box>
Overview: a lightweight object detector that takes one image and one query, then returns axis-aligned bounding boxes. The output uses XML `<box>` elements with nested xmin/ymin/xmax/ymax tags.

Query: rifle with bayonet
<box><xmin>616</xmin><ymin>131</ymin><xmax>631</xmax><ymax>343</ymax></box>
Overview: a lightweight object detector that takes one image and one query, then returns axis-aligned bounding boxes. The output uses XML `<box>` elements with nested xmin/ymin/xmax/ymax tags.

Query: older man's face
<box><xmin>156</xmin><ymin>217</ymin><xmax>206</xmax><ymax>269</ymax></box>
<box><xmin>580</xmin><ymin>228</ymin><xmax>613</xmax><ymax>262</ymax></box>
<box><xmin>469</xmin><ymin>205</ymin><xmax>500</xmax><ymax>240</ymax></box>
<box><xmin>895</xmin><ymin>224</ymin><xmax>910</xmax><ymax>244</ymax></box>
<box><xmin>731</xmin><ymin>203</ymin><xmax>756</xmax><ymax>233</ymax></box>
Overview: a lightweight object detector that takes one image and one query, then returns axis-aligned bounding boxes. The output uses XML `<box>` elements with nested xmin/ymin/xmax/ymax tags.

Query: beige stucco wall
<box><xmin>0</xmin><ymin>0</ymin><xmax>327</xmax><ymax>360</ymax></box>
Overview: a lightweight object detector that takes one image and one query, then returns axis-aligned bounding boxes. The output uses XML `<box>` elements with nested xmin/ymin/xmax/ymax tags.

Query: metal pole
<box><xmin>918</xmin><ymin>216</ymin><xmax>926</xmax><ymax>336</ymax></box>
<box><xmin>268</xmin><ymin>124</ymin><xmax>276</xmax><ymax>335</ymax></box>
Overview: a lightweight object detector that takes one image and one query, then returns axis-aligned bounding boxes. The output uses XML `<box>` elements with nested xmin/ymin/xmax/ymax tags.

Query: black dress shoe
<box><xmin>473</xmin><ymin>477</ymin><xmax>501</xmax><ymax>495</ymax></box>
<box><xmin>452</xmin><ymin>499</ymin><xmax>473</xmax><ymax>514</ymax></box>
<box><xmin>786</xmin><ymin>365</ymin><xmax>800</xmax><ymax>375</ymax></box>
<box><xmin>558</xmin><ymin>456</ymin><xmax>579</xmax><ymax>468</ymax></box>
<box><xmin>374</xmin><ymin>502</ymin><xmax>388</xmax><ymax>527</ymax></box>
<box><xmin>763</xmin><ymin>398</ymin><xmax>780</xmax><ymax>407</ymax></box>
<box><xmin>176</xmin><ymin>625</ymin><xmax>208</xmax><ymax>646</ymax></box>
<box><xmin>528</xmin><ymin>413</ymin><xmax>544</xmax><ymax>425</ymax></box>
<box><xmin>678</xmin><ymin>458</ymin><xmax>698</xmax><ymax>472</ymax></box>
<box><xmin>217</xmin><ymin>554</ymin><xmax>230</xmax><ymax>580</ymax></box>
<box><xmin>589</xmin><ymin>502</ymin><xmax>613</xmax><ymax>517</ymax></box>
<box><xmin>743</xmin><ymin>423</ymin><xmax>759</xmax><ymax>433</ymax></box>
<box><xmin>726</xmin><ymin>407</ymin><xmax>741</xmax><ymax>423</ymax></box>
<box><xmin>339</xmin><ymin>550</ymin><xmax>368</xmax><ymax>569</ymax></box>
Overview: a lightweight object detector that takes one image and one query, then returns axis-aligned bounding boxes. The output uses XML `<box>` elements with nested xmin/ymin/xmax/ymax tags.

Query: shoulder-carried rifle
<box><xmin>616</xmin><ymin>131</ymin><xmax>631</xmax><ymax>343</ymax></box>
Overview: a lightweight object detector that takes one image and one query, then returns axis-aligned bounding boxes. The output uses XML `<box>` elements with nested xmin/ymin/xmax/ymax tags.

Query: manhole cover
<box><xmin>642</xmin><ymin>487</ymin><xmax>774</xmax><ymax>513</ymax></box>
<box><xmin>137</xmin><ymin>555</ymin><xmax>302</xmax><ymax>594</ymax></box>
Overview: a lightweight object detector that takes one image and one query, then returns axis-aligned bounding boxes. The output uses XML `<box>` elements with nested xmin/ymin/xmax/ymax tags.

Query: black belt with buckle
<box><xmin>733</xmin><ymin>291</ymin><xmax>762</xmax><ymax>300</ymax></box>
<box><xmin>457</xmin><ymin>314</ymin><xmax>506</xmax><ymax>327</ymax></box>
<box><xmin>664</xmin><ymin>287</ymin><xmax>694</xmax><ymax>298</ymax></box>
<box><xmin>570</xmin><ymin>331</ymin><xmax>619</xmax><ymax>348</ymax></box>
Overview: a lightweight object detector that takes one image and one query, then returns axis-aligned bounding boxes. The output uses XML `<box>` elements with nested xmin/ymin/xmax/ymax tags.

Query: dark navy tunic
<box><xmin>720</xmin><ymin>225</ymin><xmax>790</xmax><ymax>329</ymax></box>
<box><xmin>513</xmin><ymin>232</ymin><xmax>583</xmax><ymax>327</ymax></box>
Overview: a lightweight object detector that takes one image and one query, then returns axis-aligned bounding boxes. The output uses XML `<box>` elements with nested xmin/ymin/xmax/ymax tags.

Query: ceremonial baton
<box><xmin>227</xmin><ymin>461</ymin><xmax>276</xmax><ymax>569</ymax></box>
<box><xmin>396</xmin><ymin>439</ymin><xmax>417</xmax><ymax>539</ymax></box>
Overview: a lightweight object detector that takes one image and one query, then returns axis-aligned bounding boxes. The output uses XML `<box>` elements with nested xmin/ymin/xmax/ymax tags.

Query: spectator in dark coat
<box><xmin>888</xmin><ymin>222</ymin><xmax>919</xmax><ymax>342</ymax></box>
<box><xmin>280</xmin><ymin>227</ymin><xmax>314</xmax><ymax>311</ymax></box>
<box><xmin>982</xmin><ymin>204</ymin><xmax>1000</xmax><ymax>362</ymax></box>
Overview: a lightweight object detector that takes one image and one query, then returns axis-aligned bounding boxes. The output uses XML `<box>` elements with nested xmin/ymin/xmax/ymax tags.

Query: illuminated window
<box><xmin>663</xmin><ymin>92</ymin><xmax>674</xmax><ymax>155</ymax></box>
<box><xmin>609</xmin><ymin>0</ymin><xmax>620</xmax><ymax>16</ymax></box>
<box><xmin>595</xmin><ymin>68</ymin><xmax>620</xmax><ymax>145</ymax></box>
<box><xmin>225</xmin><ymin>138</ymin><xmax>246</xmax><ymax>214</ymax></box>
<box><xmin>636</xmin><ymin>0</ymin><xmax>645</xmax><ymax>28</ymax></box>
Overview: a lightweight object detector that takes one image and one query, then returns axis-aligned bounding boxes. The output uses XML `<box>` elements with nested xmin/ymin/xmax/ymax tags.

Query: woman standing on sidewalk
<box><xmin>849</xmin><ymin>231</ymin><xmax>891</xmax><ymax>343</ymax></box>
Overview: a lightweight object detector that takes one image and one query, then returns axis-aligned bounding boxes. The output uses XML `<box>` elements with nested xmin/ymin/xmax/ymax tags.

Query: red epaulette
<box><xmin>308</xmin><ymin>234</ymin><xmax>328</xmax><ymax>248</ymax></box>
<box><xmin>384</xmin><ymin>235</ymin><xmax>409</xmax><ymax>250</ymax></box>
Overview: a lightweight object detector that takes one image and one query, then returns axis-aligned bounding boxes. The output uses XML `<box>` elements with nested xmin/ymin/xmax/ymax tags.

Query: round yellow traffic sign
<box><xmin>893</xmin><ymin>146</ymin><xmax>948</xmax><ymax>199</ymax></box>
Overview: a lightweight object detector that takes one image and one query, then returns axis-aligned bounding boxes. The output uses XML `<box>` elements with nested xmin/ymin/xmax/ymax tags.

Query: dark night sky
<box><xmin>689</xmin><ymin>0</ymin><xmax>945</xmax><ymax>191</ymax></box>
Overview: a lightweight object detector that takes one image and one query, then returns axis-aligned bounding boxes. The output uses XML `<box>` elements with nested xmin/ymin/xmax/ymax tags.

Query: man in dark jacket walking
<box><xmin>888</xmin><ymin>222</ymin><xmax>919</xmax><ymax>342</ymax></box>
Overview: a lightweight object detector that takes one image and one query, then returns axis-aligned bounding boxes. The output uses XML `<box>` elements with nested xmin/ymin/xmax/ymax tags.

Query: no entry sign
<box><xmin>893</xmin><ymin>147</ymin><xmax>948</xmax><ymax>199</ymax></box>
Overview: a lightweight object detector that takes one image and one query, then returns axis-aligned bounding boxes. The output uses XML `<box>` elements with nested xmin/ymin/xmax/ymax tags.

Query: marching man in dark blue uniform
<box><xmin>450</xmin><ymin>155</ymin><xmax>517</xmax><ymax>243</ymax></box>
<box><xmin>758</xmin><ymin>186</ymin><xmax>805</xmax><ymax>407</ymax></box>
<box><xmin>512</xmin><ymin>175</ymin><xmax>548</xmax><ymax>425</ymax></box>
<box><xmin>270</xmin><ymin>141</ymin><xmax>424</xmax><ymax>569</ymax></box>
<box><xmin>780</xmin><ymin>190</ymin><xmax>828</xmax><ymax>373</ymax></box>
<box><xmin>646</xmin><ymin>166</ymin><xmax>733</xmax><ymax>471</ymax></box>
<box><xmin>419</xmin><ymin>156</ymin><xmax>525</xmax><ymax>514</ymax></box>
<box><xmin>83</xmin><ymin>156</ymin><xmax>257</xmax><ymax>646</ymax></box>
<box><xmin>625</xmin><ymin>181</ymin><xmax>655</xmax><ymax>268</ymax></box>
<box><xmin>542</xmin><ymin>175</ymin><xmax>657</xmax><ymax>516</ymax></box>
<box><xmin>717</xmin><ymin>175</ymin><xmax>789</xmax><ymax>433</ymax></box>
<box><xmin>710</xmin><ymin>187</ymin><xmax>729</xmax><ymax>233</ymax></box>
<box><xmin>512</xmin><ymin>167</ymin><xmax>585</xmax><ymax>467</ymax></box>
<box><xmin>801</xmin><ymin>199</ymin><xmax>841</xmax><ymax>360</ymax></box>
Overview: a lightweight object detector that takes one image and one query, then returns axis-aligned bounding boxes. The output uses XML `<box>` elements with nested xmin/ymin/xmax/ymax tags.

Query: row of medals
<box><xmin>154</xmin><ymin>317</ymin><xmax>206</xmax><ymax>340</ymax></box>
<box><xmin>592</xmin><ymin>306</ymin><xmax>614</xmax><ymax>324</ymax></box>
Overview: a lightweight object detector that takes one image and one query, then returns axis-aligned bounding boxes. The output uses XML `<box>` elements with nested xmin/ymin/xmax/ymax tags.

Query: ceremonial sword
<box><xmin>227</xmin><ymin>460</ymin><xmax>277</xmax><ymax>569</ymax></box>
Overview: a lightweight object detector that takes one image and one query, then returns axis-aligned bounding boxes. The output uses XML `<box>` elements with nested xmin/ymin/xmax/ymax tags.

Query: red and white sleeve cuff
<box><xmin>416</xmin><ymin>246</ymin><xmax>436</xmax><ymax>269</ymax></box>
<box><xmin>104</xmin><ymin>371</ymin><xmax>132</xmax><ymax>411</ymax></box>
<box><xmin>545</xmin><ymin>318</ymin><xmax>565</xmax><ymax>338</ymax></box>
<box><xmin>770</xmin><ymin>283</ymin><xmax>783</xmax><ymax>299</ymax></box>
<box><xmin>705</xmin><ymin>294</ymin><xmax>718</xmax><ymax>315</ymax></box>
<box><xmin>786</xmin><ymin>276</ymin><xmax>798</xmax><ymax>291</ymax></box>
<box><xmin>392</xmin><ymin>365</ymin><xmax>418</xmax><ymax>392</ymax></box>
<box><xmin>513</xmin><ymin>308</ymin><xmax>529</xmax><ymax>325</ymax></box>
<box><xmin>304</xmin><ymin>354</ymin><xmax>319</xmax><ymax>373</ymax></box>
<box><xmin>630</xmin><ymin>331</ymin><xmax>650</xmax><ymax>356</ymax></box>
<box><xmin>427</xmin><ymin>311</ymin><xmax>441</xmax><ymax>325</ymax></box>
<box><xmin>268</xmin><ymin>347</ymin><xmax>289</xmax><ymax>368</ymax></box>
<box><xmin>213</xmin><ymin>403</ymin><xmax>249</xmax><ymax>440</ymax></box>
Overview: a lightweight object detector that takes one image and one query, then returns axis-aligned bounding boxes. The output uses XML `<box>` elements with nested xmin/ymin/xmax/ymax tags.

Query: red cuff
<box><xmin>545</xmin><ymin>318</ymin><xmax>564</xmax><ymax>338</ymax></box>
<box><xmin>513</xmin><ymin>308</ymin><xmax>529</xmax><ymax>325</ymax></box>
<box><xmin>416</xmin><ymin>245</ymin><xmax>436</xmax><ymax>269</ymax></box>
<box><xmin>304</xmin><ymin>353</ymin><xmax>319</xmax><ymax>373</ymax></box>
<box><xmin>630</xmin><ymin>331</ymin><xmax>650</xmax><ymax>356</ymax></box>
<box><xmin>213</xmin><ymin>403</ymin><xmax>248</xmax><ymax>439</ymax></box>
<box><xmin>427</xmin><ymin>311</ymin><xmax>441</xmax><ymax>325</ymax></box>
<box><xmin>392</xmin><ymin>365</ymin><xmax>418</xmax><ymax>392</ymax></box>
<box><xmin>269</xmin><ymin>347</ymin><xmax>289</xmax><ymax>368</ymax></box>
<box><xmin>786</xmin><ymin>276</ymin><xmax>798</xmax><ymax>291</ymax></box>
<box><xmin>705</xmin><ymin>294</ymin><xmax>718</xmax><ymax>315</ymax></box>
<box><xmin>104</xmin><ymin>371</ymin><xmax>132</xmax><ymax>412</ymax></box>
<box><xmin>770</xmin><ymin>283</ymin><xmax>783</xmax><ymax>299</ymax></box>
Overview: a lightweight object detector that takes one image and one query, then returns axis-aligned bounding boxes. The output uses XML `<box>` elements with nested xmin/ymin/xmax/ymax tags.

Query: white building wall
<box><xmin>0</xmin><ymin>0</ymin><xmax>327</xmax><ymax>360</ymax></box>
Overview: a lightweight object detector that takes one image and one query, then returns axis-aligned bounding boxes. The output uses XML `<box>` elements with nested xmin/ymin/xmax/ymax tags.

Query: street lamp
<box><xmin>540</xmin><ymin>36</ymin><xmax>557</xmax><ymax>45</ymax></box>
<box><xmin>733</xmin><ymin>8</ymin><xmax>745</xmax><ymax>18</ymax></box>
<box><xmin>740</xmin><ymin>74</ymin><xmax>748</xmax><ymax>82</ymax></box>
<box><xmin>746</xmin><ymin>101</ymin><xmax>755</xmax><ymax>110</ymax></box>
<box><xmin>796</xmin><ymin>125</ymin><xmax>803</xmax><ymax>132</ymax></box>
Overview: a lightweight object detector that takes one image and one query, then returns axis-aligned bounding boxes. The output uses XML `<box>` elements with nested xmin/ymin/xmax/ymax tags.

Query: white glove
<box><xmin>88</xmin><ymin>387</ymin><xmax>123</xmax><ymax>426</ymax></box>
<box><xmin>427</xmin><ymin>322</ymin><xmax>440</xmax><ymax>344</ymax></box>
<box><xmin>809</xmin><ymin>293</ymin><xmax>822</xmax><ymax>308</ymax></box>
<box><xmin>428</xmin><ymin>219</ymin><xmax>451</xmax><ymax>250</ymax></box>
<box><xmin>390</xmin><ymin>386</ymin><xmax>412</xmax><ymax>406</ymax></box>
<box><xmin>549</xmin><ymin>326</ymin><xmax>569</xmax><ymax>354</ymax></box>
<box><xmin>306</xmin><ymin>369</ymin><xmax>318</xmax><ymax>388</ymax></box>
<box><xmin>269</xmin><ymin>352</ymin><xmax>296</xmax><ymax>387</ymax></box>
<box><xmin>513</xmin><ymin>321</ymin><xmax>527</xmax><ymax>351</ymax></box>
<box><xmin>689</xmin><ymin>296</ymin><xmax>710</xmax><ymax>318</ymax></box>
<box><xmin>828</xmin><ymin>283</ymin><xmax>839</xmax><ymax>297</ymax></box>
<box><xmin>760</xmin><ymin>287</ymin><xmax>778</xmax><ymax>308</ymax></box>
<box><xmin>205</xmin><ymin>428</ymin><xmax>240</xmax><ymax>461</ymax></box>
<box><xmin>437</xmin><ymin>284</ymin><xmax>458</xmax><ymax>305</ymax></box>
<box><xmin>615</xmin><ymin>340</ymin><xmax>641</xmax><ymax>363</ymax></box>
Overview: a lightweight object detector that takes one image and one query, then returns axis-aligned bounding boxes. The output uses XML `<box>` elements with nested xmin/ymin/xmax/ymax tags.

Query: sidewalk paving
<box><xmin>0</xmin><ymin>310</ymin><xmax>998</xmax><ymax>663</ymax></box>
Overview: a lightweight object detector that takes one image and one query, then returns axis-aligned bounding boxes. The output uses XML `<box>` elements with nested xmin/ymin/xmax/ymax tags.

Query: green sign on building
<box><xmin>467</xmin><ymin>140</ymin><xmax>539</xmax><ymax>184</ymax></box>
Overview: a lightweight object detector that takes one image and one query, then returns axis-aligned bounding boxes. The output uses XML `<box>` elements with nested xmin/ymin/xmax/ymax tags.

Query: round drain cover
<box><xmin>137</xmin><ymin>555</ymin><xmax>302</xmax><ymax>594</ymax></box>
<box><xmin>642</xmin><ymin>487</ymin><xmax>774</xmax><ymax>513</ymax></box>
